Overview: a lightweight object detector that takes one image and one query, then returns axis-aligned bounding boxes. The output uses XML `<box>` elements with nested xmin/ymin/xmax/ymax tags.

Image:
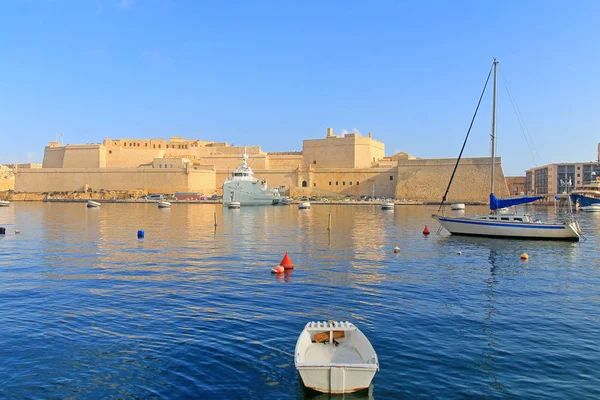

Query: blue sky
<box><xmin>1</xmin><ymin>0</ymin><xmax>599</xmax><ymax>175</ymax></box>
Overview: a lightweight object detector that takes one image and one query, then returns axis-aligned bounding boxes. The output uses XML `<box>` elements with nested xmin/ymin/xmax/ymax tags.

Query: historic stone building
<box><xmin>15</xmin><ymin>129</ymin><xmax>509</xmax><ymax>202</ymax></box>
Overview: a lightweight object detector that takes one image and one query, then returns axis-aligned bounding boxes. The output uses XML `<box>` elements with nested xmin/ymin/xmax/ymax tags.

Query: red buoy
<box><xmin>280</xmin><ymin>252</ymin><xmax>294</xmax><ymax>269</ymax></box>
<box><xmin>271</xmin><ymin>265</ymin><xmax>284</xmax><ymax>274</ymax></box>
<box><xmin>423</xmin><ymin>225</ymin><xmax>430</xmax><ymax>235</ymax></box>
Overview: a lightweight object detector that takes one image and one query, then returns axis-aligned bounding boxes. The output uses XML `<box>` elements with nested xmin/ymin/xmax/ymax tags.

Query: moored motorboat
<box><xmin>87</xmin><ymin>200</ymin><xmax>101</xmax><ymax>208</ymax></box>
<box><xmin>0</xmin><ymin>200</ymin><xmax>10</xmax><ymax>207</ymax></box>
<box><xmin>222</xmin><ymin>148</ymin><xmax>283</xmax><ymax>206</ymax></box>
<box><xmin>228</xmin><ymin>201</ymin><xmax>241</xmax><ymax>209</ymax></box>
<box><xmin>579</xmin><ymin>203</ymin><xmax>600</xmax><ymax>212</ymax></box>
<box><xmin>450</xmin><ymin>203</ymin><xmax>465</xmax><ymax>211</ymax></box>
<box><xmin>381</xmin><ymin>202</ymin><xmax>394</xmax><ymax>210</ymax></box>
<box><xmin>294</xmin><ymin>321</ymin><xmax>379</xmax><ymax>394</ymax></box>
<box><xmin>158</xmin><ymin>201</ymin><xmax>171</xmax><ymax>208</ymax></box>
<box><xmin>298</xmin><ymin>202</ymin><xmax>311</xmax><ymax>210</ymax></box>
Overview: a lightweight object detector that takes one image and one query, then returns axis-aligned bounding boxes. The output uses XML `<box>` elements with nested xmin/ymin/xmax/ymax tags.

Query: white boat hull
<box><xmin>158</xmin><ymin>201</ymin><xmax>171</xmax><ymax>208</ymax></box>
<box><xmin>579</xmin><ymin>204</ymin><xmax>600</xmax><ymax>212</ymax></box>
<box><xmin>381</xmin><ymin>202</ymin><xmax>394</xmax><ymax>210</ymax></box>
<box><xmin>87</xmin><ymin>200</ymin><xmax>101</xmax><ymax>208</ymax></box>
<box><xmin>0</xmin><ymin>200</ymin><xmax>10</xmax><ymax>207</ymax></box>
<box><xmin>298</xmin><ymin>202</ymin><xmax>311</xmax><ymax>210</ymax></box>
<box><xmin>297</xmin><ymin>366</ymin><xmax>377</xmax><ymax>394</ymax></box>
<box><xmin>435</xmin><ymin>216</ymin><xmax>580</xmax><ymax>240</ymax></box>
<box><xmin>222</xmin><ymin>182</ymin><xmax>280</xmax><ymax>206</ymax></box>
<box><xmin>450</xmin><ymin>203</ymin><xmax>465</xmax><ymax>210</ymax></box>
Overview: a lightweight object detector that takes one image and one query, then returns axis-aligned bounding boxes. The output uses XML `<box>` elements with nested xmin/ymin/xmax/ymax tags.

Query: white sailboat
<box><xmin>433</xmin><ymin>59</ymin><xmax>580</xmax><ymax>241</ymax></box>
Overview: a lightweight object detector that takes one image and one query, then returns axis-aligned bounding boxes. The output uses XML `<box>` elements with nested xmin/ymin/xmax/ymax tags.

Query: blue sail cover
<box><xmin>570</xmin><ymin>193</ymin><xmax>600</xmax><ymax>207</ymax></box>
<box><xmin>489</xmin><ymin>193</ymin><xmax>544</xmax><ymax>210</ymax></box>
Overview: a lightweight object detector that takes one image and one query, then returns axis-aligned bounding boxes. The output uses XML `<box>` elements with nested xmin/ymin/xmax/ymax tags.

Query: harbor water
<box><xmin>1</xmin><ymin>203</ymin><xmax>599</xmax><ymax>399</ymax></box>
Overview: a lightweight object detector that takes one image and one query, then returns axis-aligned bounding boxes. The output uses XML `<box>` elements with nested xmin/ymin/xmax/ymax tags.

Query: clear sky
<box><xmin>1</xmin><ymin>0</ymin><xmax>599</xmax><ymax>175</ymax></box>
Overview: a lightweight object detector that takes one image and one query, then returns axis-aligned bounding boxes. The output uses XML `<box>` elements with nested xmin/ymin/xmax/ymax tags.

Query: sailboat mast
<box><xmin>490</xmin><ymin>58</ymin><xmax>498</xmax><ymax>195</ymax></box>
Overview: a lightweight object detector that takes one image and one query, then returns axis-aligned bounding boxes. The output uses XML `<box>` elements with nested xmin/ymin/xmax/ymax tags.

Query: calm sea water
<box><xmin>1</xmin><ymin>203</ymin><xmax>599</xmax><ymax>399</ymax></box>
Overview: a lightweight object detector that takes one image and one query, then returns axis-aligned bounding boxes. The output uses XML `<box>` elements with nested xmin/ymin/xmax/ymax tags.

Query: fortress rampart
<box><xmin>16</xmin><ymin>129</ymin><xmax>507</xmax><ymax>202</ymax></box>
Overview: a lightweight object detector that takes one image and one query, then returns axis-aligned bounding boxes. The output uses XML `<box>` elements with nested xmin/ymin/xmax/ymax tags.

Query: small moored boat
<box><xmin>0</xmin><ymin>200</ymin><xmax>10</xmax><ymax>207</ymax></box>
<box><xmin>295</xmin><ymin>321</ymin><xmax>379</xmax><ymax>394</ymax></box>
<box><xmin>381</xmin><ymin>202</ymin><xmax>394</xmax><ymax>210</ymax></box>
<box><xmin>87</xmin><ymin>200</ymin><xmax>101</xmax><ymax>208</ymax></box>
<box><xmin>228</xmin><ymin>201</ymin><xmax>241</xmax><ymax>209</ymax></box>
<box><xmin>158</xmin><ymin>201</ymin><xmax>171</xmax><ymax>209</ymax></box>
<box><xmin>580</xmin><ymin>203</ymin><xmax>600</xmax><ymax>212</ymax></box>
<box><xmin>298</xmin><ymin>202</ymin><xmax>311</xmax><ymax>210</ymax></box>
<box><xmin>450</xmin><ymin>203</ymin><xmax>465</xmax><ymax>211</ymax></box>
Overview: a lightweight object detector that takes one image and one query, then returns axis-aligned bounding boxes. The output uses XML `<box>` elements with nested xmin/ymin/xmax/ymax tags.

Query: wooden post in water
<box><xmin>327</xmin><ymin>214</ymin><xmax>332</xmax><ymax>231</ymax></box>
<box><xmin>214</xmin><ymin>212</ymin><xmax>217</xmax><ymax>227</ymax></box>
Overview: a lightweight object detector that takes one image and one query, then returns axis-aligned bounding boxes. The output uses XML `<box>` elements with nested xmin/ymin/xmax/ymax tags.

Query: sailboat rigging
<box><xmin>432</xmin><ymin>59</ymin><xmax>581</xmax><ymax>241</ymax></box>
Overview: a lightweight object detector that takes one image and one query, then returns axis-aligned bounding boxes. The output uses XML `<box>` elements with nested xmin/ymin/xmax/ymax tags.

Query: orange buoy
<box><xmin>271</xmin><ymin>265</ymin><xmax>285</xmax><ymax>274</ymax></box>
<box><xmin>520</xmin><ymin>253</ymin><xmax>529</xmax><ymax>261</ymax></box>
<box><xmin>423</xmin><ymin>225</ymin><xmax>430</xmax><ymax>235</ymax></box>
<box><xmin>280</xmin><ymin>252</ymin><xmax>294</xmax><ymax>269</ymax></box>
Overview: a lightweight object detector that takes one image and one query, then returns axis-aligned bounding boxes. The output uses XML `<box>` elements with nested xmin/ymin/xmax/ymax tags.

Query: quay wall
<box><xmin>395</xmin><ymin>157</ymin><xmax>509</xmax><ymax>202</ymax></box>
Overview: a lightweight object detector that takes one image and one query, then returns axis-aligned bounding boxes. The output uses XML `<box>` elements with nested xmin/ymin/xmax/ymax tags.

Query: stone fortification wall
<box><xmin>395</xmin><ymin>157</ymin><xmax>509</xmax><ymax>202</ymax></box>
<box><xmin>302</xmin><ymin>132</ymin><xmax>385</xmax><ymax>169</ymax></box>
<box><xmin>266</xmin><ymin>154</ymin><xmax>303</xmax><ymax>169</ymax></box>
<box><xmin>302</xmin><ymin>136</ymin><xmax>355</xmax><ymax>168</ymax></box>
<box><xmin>295</xmin><ymin>167</ymin><xmax>397</xmax><ymax>198</ymax></box>
<box><xmin>16</xmin><ymin>168</ymin><xmax>216</xmax><ymax>193</ymax></box>
<box><xmin>0</xmin><ymin>179</ymin><xmax>14</xmax><ymax>191</ymax></box>
<box><xmin>106</xmin><ymin>147</ymin><xmax>165</xmax><ymax>168</ymax></box>
<box><xmin>353</xmin><ymin>134</ymin><xmax>385</xmax><ymax>168</ymax></box>
<box><xmin>43</xmin><ymin>145</ymin><xmax>105</xmax><ymax>168</ymax></box>
<box><xmin>42</xmin><ymin>146</ymin><xmax>65</xmax><ymax>168</ymax></box>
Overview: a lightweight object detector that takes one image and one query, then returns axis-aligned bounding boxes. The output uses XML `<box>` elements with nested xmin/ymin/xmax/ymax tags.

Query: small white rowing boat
<box><xmin>227</xmin><ymin>201</ymin><xmax>241</xmax><ymax>209</ymax></box>
<box><xmin>294</xmin><ymin>321</ymin><xmax>379</xmax><ymax>394</ymax></box>
<box><xmin>87</xmin><ymin>200</ymin><xmax>101</xmax><ymax>208</ymax></box>
<box><xmin>0</xmin><ymin>200</ymin><xmax>10</xmax><ymax>207</ymax></box>
<box><xmin>381</xmin><ymin>202</ymin><xmax>394</xmax><ymax>210</ymax></box>
<box><xmin>298</xmin><ymin>202</ymin><xmax>311</xmax><ymax>210</ymax></box>
<box><xmin>158</xmin><ymin>201</ymin><xmax>171</xmax><ymax>209</ymax></box>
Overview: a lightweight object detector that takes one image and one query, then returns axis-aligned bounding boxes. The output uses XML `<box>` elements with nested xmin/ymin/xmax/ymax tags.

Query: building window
<box><xmin>577</xmin><ymin>173</ymin><xmax>580</xmax><ymax>177</ymax></box>
<box><xmin>302</xmin><ymin>180</ymin><xmax>307</xmax><ymax>187</ymax></box>
<box><xmin>159</xmin><ymin>145</ymin><xmax>161</xmax><ymax>148</ymax></box>
<box><xmin>145</xmin><ymin>143</ymin><xmax>148</xmax><ymax>147</ymax></box>
<box><xmin>124</xmin><ymin>143</ymin><xmax>126</xmax><ymax>147</ymax></box>
<box><xmin>313</xmin><ymin>183</ymin><xmax>316</xmax><ymax>187</ymax></box>
<box><xmin>108</xmin><ymin>150</ymin><xmax>112</xmax><ymax>154</ymax></box>
<box><xmin>390</xmin><ymin>175</ymin><xmax>393</xmax><ymax>180</ymax></box>
<box><xmin>313</xmin><ymin>160</ymin><xmax>316</xmax><ymax>164</ymax></box>
<box><xmin>153</xmin><ymin>145</ymin><xmax>156</xmax><ymax>148</ymax></box>
<box><xmin>159</xmin><ymin>164</ymin><xmax>162</xmax><ymax>168</ymax></box>
<box><xmin>350</xmin><ymin>181</ymin><xmax>352</xmax><ymax>185</ymax></box>
<box><xmin>343</xmin><ymin>181</ymin><xmax>345</xmax><ymax>185</ymax></box>
<box><xmin>336</xmin><ymin>181</ymin><xmax>339</xmax><ymax>186</ymax></box>
<box><xmin>356</xmin><ymin>182</ymin><xmax>359</xmax><ymax>185</ymax></box>
<box><xmin>329</xmin><ymin>181</ymin><xmax>332</xmax><ymax>186</ymax></box>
